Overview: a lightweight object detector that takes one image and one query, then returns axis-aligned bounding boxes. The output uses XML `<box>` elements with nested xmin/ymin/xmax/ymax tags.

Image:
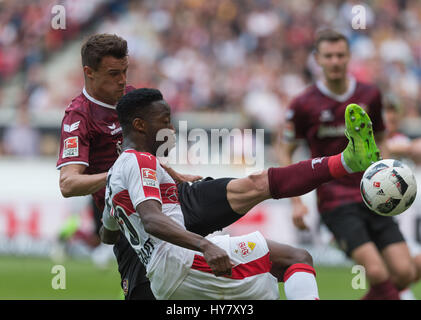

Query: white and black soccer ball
<box><xmin>360</xmin><ymin>159</ymin><xmax>417</xmax><ymax>216</ymax></box>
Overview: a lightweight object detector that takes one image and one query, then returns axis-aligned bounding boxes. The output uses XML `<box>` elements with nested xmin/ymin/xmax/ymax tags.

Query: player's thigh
<box><xmin>381</xmin><ymin>241</ymin><xmax>416</xmax><ymax>288</ymax></box>
<box><xmin>226</xmin><ymin>170</ymin><xmax>271</xmax><ymax>214</ymax></box>
<box><xmin>321</xmin><ymin>203</ymin><xmax>371</xmax><ymax>256</ymax></box>
<box><xmin>178</xmin><ymin>178</ymin><xmax>242</xmax><ymax>236</ymax></box>
<box><xmin>351</xmin><ymin>242</ymin><xmax>390</xmax><ymax>285</ymax></box>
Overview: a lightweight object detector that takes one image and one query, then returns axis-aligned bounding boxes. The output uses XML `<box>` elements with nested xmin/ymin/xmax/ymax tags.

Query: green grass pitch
<box><xmin>0</xmin><ymin>255</ymin><xmax>420</xmax><ymax>300</ymax></box>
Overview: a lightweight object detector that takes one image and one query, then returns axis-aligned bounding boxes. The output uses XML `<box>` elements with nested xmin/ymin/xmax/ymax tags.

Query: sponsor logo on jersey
<box><xmin>141</xmin><ymin>168</ymin><xmax>159</xmax><ymax>188</ymax></box>
<box><xmin>62</xmin><ymin>136</ymin><xmax>79</xmax><ymax>158</ymax></box>
<box><xmin>63</xmin><ymin>121</ymin><xmax>80</xmax><ymax>133</ymax></box>
<box><xmin>317</xmin><ymin>124</ymin><xmax>346</xmax><ymax>138</ymax></box>
<box><xmin>161</xmin><ymin>184</ymin><xmax>179</xmax><ymax>203</ymax></box>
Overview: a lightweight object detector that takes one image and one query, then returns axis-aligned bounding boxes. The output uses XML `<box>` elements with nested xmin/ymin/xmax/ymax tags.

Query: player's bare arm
<box><xmin>278</xmin><ymin>123</ymin><xmax>309</xmax><ymax>230</ymax></box>
<box><xmin>137</xmin><ymin>199</ymin><xmax>233</xmax><ymax>277</ymax></box>
<box><xmin>159</xmin><ymin>162</ymin><xmax>202</xmax><ymax>184</ymax></box>
<box><xmin>59</xmin><ymin>163</ymin><xmax>107</xmax><ymax>197</ymax></box>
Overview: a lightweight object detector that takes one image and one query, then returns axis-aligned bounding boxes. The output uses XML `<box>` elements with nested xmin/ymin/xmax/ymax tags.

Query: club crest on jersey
<box><xmin>234</xmin><ymin>241</ymin><xmax>256</xmax><ymax>257</ymax></box>
<box><xmin>63</xmin><ymin>136</ymin><xmax>79</xmax><ymax>158</ymax></box>
<box><xmin>319</xmin><ymin>109</ymin><xmax>334</xmax><ymax>122</ymax></box>
<box><xmin>141</xmin><ymin>168</ymin><xmax>159</xmax><ymax>188</ymax></box>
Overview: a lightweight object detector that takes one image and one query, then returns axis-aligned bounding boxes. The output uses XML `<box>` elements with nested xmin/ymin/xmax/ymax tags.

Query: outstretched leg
<box><xmin>227</xmin><ymin>103</ymin><xmax>380</xmax><ymax>214</ymax></box>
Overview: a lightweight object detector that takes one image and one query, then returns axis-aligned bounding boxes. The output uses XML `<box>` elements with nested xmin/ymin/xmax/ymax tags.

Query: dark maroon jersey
<box><xmin>56</xmin><ymin>86</ymin><xmax>135</xmax><ymax>211</ymax></box>
<box><xmin>285</xmin><ymin>78</ymin><xmax>385</xmax><ymax>213</ymax></box>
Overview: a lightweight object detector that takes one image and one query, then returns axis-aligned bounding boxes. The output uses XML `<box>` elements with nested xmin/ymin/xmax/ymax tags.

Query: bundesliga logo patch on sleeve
<box><xmin>63</xmin><ymin>136</ymin><xmax>79</xmax><ymax>158</ymax></box>
<box><xmin>141</xmin><ymin>168</ymin><xmax>159</xmax><ymax>188</ymax></box>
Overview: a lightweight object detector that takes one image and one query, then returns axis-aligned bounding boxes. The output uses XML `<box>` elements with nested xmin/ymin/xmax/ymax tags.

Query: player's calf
<box><xmin>266</xmin><ymin>240</ymin><xmax>319</xmax><ymax>300</ymax></box>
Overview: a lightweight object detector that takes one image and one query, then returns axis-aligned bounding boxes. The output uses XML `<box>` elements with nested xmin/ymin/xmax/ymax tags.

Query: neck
<box><xmin>324</xmin><ymin>77</ymin><xmax>348</xmax><ymax>95</ymax></box>
<box><xmin>85</xmin><ymin>82</ymin><xmax>117</xmax><ymax>106</ymax></box>
<box><xmin>122</xmin><ymin>135</ymin><xmax>153</xmax><ymax>155</ymax></box>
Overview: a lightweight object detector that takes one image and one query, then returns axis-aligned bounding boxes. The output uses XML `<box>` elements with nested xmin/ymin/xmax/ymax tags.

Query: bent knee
<box><xmin>392</xmin><ymin>264</ymin><xmax>416</xmax><ymax>288</ymax></box>
<box><xmin>246</xmin><ymin>170</ymin><xmax>269</xmax><ymax>195</ymax></box>
<box><xmin>292</xmin><ymin>248</ymin><xmax>313</xmax><ymax>266</ymax></box>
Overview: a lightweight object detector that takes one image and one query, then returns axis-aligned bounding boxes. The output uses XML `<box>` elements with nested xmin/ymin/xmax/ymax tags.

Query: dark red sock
<box><xmin>361</xmin><ymin>279</ymin><xmax>400</xmax><ymax>300</ymax></box>
<box><xmin>268</xmin><ymin>154</ymin><xmax>348</xmax><ymax>199</ymax></box>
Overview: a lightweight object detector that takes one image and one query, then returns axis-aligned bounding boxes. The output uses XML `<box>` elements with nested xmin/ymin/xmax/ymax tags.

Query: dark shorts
<box><xmin>114</xmin><ymin>177</ymin><xmax>241</xmax><ymax>300</ymax></box>
<box><xmin>320</xmin><ymin>202</ymin><xmax>405</xmax><ymax>257</ymax></box>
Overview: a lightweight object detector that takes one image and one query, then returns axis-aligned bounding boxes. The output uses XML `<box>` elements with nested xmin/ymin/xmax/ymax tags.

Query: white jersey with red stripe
<box><xmin>103</xmin><ymin>149</ymin><xmax>279</xmax><ymax>300</ymax></box>
<box><xmin>102</xmin><ymin>149</ymin><xmax>195</xmax><ymax>299</ymax></box>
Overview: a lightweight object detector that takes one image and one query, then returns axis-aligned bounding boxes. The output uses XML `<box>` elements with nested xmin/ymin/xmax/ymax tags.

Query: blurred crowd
<box><xmin>0</xmin><ymin>0</ymin><xmax>420</xmax><ymax>158</ymax></box>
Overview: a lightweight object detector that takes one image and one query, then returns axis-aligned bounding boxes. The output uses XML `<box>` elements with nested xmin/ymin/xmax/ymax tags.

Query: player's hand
<box><xmin>201</xmin><ymin>241</ymin><xmax>234</xmax><ymax>277</ymax></box>
<box><xmin>292</xmin><ymin>201</ymin><xmax>309</xmax><ymax>230</ymax></box>
<box><xmin>160</xmin><ymin>163</ymin><xmax>203</xmax><ymax>184</ymax></box>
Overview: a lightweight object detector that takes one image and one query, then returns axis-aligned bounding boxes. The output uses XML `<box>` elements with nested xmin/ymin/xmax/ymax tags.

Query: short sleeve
<box><xmin>123</xmin><ymin>151</ymin><xmax>162</xmax><ymax>209</ymax></box>
<box><xmin>56</xmin><ymin>109</ymin><xmax>91</xmax><ymax>169</ymax></box>
<box><xmin>102</xmin><ymin>205</ymin><xmax>120</xmax><ymax>231</ymax></box>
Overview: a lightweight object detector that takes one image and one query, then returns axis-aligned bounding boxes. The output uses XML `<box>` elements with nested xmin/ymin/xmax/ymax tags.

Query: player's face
<box><xmin>145</xmin><ymin>101</ymin><xmax>175</xmax><ymax>156</ymax></box>
<box><xmin>86</xmin><ymin>55</ymin><xmax>128</xmax><ymax>105</ymax></box>
<box><xmin>316</xmin><ymin>40</ymin><xmax>350</xmax><ymax>82</ymax></box>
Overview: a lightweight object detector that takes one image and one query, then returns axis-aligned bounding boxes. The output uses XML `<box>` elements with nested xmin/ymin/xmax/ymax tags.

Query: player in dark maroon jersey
<box><xmin>280</xmin><ymin>29</ymin><xmax>416</xmax><ymax>299</ymax></box>
<box><xmin>57</xmin><ymin>34</ymin><xmax>154</xmax><ymax>299</ymax></box>
<box><xmin>57</xmin><ymin>34</ymin><xmax>205</xmax><ymax>299</ymax></box>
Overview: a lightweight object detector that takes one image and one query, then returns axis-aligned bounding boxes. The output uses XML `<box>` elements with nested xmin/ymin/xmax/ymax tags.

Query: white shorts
<box><xmin>169</xmin><ymin>231</ymin><xmax>280</xmax><ymax>300</ymax></box>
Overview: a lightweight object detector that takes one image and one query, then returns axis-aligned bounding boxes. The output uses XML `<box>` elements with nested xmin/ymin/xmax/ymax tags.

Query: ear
<box><xmin>132</xmin><ymin>118</ymin><xmax>147</xmax><ymax>133</ymax></box>
<box><xmin>84</xmin><ymin>66</ymin><xmax>95</xmax><ymax>80</ymax></box>
<box><xmin>314</xmin><ymin>51</ymin><xmax>321</xmax><ymax>66</ymax></box>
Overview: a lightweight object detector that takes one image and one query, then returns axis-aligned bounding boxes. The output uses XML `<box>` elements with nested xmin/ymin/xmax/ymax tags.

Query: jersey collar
<box><xmin>83</xmin><ymin>87</ymin><xmax>116</xmax><ymax>109</ymax></box>
<box><xmin>316</xmin><ymin>76</ymin><xmax>356</xmax><ymax>103</ymax></box>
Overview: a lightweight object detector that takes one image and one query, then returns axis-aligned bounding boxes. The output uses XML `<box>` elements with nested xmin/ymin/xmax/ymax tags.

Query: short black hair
<box><xmin>81</xmin><ymin>33</ymin><xmax>128</xmax><ymax>70</ymax></box>
<box><xmin>116</xmin><ymin>88</ymin><xmax>164</xmax><ymax>134</ymax></box>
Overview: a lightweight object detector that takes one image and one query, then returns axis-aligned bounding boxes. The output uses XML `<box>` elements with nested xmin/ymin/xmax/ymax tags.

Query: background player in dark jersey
<box><xmin>280</xmin><ymin>29</ymin><xmax>416</xmax><ymax>299</ymax></box>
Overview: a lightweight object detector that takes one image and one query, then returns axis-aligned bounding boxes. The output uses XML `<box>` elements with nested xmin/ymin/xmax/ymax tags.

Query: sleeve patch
<box><xmin>141</xmin><ymin>168</ymin><xmax>159</xmax><ymax>188</ymax></box>
<box><xmin>62</xmin><ymin>136</ymin><xmax>79</xmax><ymax>158</ymax></box>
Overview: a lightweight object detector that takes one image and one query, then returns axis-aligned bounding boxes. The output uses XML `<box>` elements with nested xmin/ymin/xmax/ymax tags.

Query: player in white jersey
<box><xmin>101</xmin><ymin>88</ymin><xmax>383</xmax><ymax>299</ymax></box>
<box><xmin>102</xmin><ymin>149</ymin><xmax>280</xmax><ymax>299</ymax></box>
<box><xmin>101</xmin><ymin>88</ymin><xmax>325</xmax><ymax>300</ymax></box>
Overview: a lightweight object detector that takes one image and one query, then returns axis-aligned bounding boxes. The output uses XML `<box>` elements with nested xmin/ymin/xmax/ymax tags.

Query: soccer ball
<box><xmin>360</xmin><ymin>159</ymin><xmax>417</xmax><ymax>216</ymax></box>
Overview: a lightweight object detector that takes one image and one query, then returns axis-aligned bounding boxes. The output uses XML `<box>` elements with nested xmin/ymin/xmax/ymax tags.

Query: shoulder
<box><xmin>121</xmin><ymin>150</ymin><xmax>158</xmax><ymax>170</ymax></box>
<box><xmin>291</xmin><ymin>84</ymin><xmax>319</xmax><ymax>107</ymax></box>
<box><xmin>356</xmin><ymin>82</ymin><xmax>381</xmax><ymax>96</ymax></box>
<box><xmin>64</xmin><ymin>93</ymin><xmax>90</xmax><ymax>116</ymax></box>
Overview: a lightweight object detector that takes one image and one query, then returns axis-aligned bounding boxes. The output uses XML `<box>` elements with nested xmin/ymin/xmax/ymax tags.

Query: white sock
<box><xmin>400</xmin><ymin>288</ymin><xmax>416</xmax><ymax>300</ymax></box>
<box><xmin>283</xmin><ymin>263</ymin><xmax>319</xmax><ymax>300</ymax></box>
